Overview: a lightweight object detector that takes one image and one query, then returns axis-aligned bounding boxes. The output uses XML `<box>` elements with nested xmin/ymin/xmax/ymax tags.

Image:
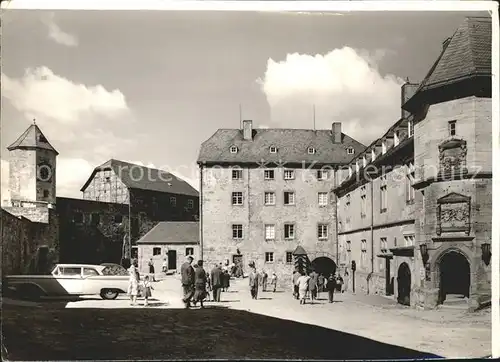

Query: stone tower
<box><xmin>7</xmin><ymin>120</ymin><xmax>58</xmax><ymax>207</ymax></box>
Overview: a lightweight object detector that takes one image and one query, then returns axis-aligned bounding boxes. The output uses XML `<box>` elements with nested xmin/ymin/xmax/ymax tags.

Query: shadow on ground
<box><xmin>2</xmin><ymin>304</ymin><xmax>441</xmax><ymax>360</ymax></box>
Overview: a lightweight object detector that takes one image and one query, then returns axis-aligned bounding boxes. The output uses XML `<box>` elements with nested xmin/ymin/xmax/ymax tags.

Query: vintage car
<box><xmin>5</xmin><ymin>263</ymin><xmax>130</xmax><ymax>300</ymax></box>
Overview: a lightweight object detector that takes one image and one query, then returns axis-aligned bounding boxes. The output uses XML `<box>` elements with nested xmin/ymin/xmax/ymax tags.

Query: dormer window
<box><xmin>347</xmin><ymin>147</ymin><xmax>354</xmax><ymax>155</ymax></box>
<box><xmin>230</xmin><ymin>145</ymin><xmax>238</xmax><ymax>154</ymax></box>
<box><xmin>362</xmin><ymin>156</ymin><xmax>367</xmax><ymax>167</ymax></box>
<box><xmin>307</xmin><ymin>147</ymin><xmax>316</xmax><ymax>154</ymax></box>
<box><xmin>381</xmin><ymin>141</ymin><xmax>387</xmax><ymax>155</ymax></box>
<box><xmin>394</xmin><ymin>131</ymin><xmax>400</xmax><ymax>146</ymax></box>
<box><xmin>408</xmin><ymin>119</ymin><xmax>414</xmax><ymax>137</ymax></box>
<box><xmin>269</xmin><ymin>146</ymin><xmax>278</xmax><ymax>154</ymax></box>
<box><xmin>371</xmin><ymin>149</ymin><xmax>376</xmax><ymax>161</ymax></box>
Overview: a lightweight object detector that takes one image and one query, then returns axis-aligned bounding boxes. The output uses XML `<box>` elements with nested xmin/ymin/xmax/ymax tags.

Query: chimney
<box><xmin>401</xmin><ymin>80</ymin><xmax>419</xmax><ymax>119</ymax></box>
<box><xmin>242</xmin><ymin>120</ymin><xmax>253</xmax><ymax>141</ymax></box>
<box><xmin>332</xmin><ymin>122</ymin><xmax>342</xmax><ymax>144</ymax></box>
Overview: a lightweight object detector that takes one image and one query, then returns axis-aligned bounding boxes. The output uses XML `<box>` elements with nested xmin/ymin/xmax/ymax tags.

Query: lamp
<box><xmin>481</xmin><ymin>243</ymin><xmax>491</xmax><ymax>266</ymax></box>
<box><xmin>419</xmin><ymin>243</ymin><xmax>429</xmax><ymax>264</ymax></box>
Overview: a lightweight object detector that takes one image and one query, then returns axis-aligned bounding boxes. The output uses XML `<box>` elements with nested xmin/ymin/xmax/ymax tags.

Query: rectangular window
<box><xmin>284</xmin><ymin>191</ymin><xmax>295</xmax><ymax>205</ymax></box>
<box><xmin>284</xmin><ymin>169</ymin><xmax>295</xmax><ymax>180</ymax></box>
<box><xmin>346</xmin><ymin>240</ymin><xmax>351</xmax><ymax>252</ymax></box>
<box><xmin>114</xmin><ymin>214</ymin><xmax>123</xmax><ymax>223</ymax></box>
<box><xmin>408</xmin><ymin>119</ymin><xmax>414</xmax><ymax>137</ymax></box>
<box><xmin>346</xmin><ymin>194</ymin><xmax>351</xmax><ymax>208</ymax></box>
<box><xmin>232</xmin><ymin>192</ymin><xmax>243</xmax><ymax>205</ymax></box>
<box><xmin>318</xmin><ymin>192</ymin><xmax>328</xmax><ymax>206</ymax></box>
<box><xmin>361</xmin><ymin>239</ymin><xmax>367</xmax><ymax>267</ymax></box>
<box><xmin>317</xmin><ymin>224</ymin><xmax>328</xmax><ymax>239</ymax></box>
<box><xmin>265</xmin><ymin>224</ymin><xmax>275</xmax><ymax>240</ymax></box>
<box><xmin>406</xmin><ymin>173</ymin><xmax>415</xmax><ymax>203</ymax></box>
<box><xmin>448</xmin><ymin>120</ymin><xmax>456</xmax><ymax>136</ymax></box>
<box><xmin>232</xmin><ymin>224</ymin><xmax>243</xmax><ymax>239</ymax></box>
<box><xmin>264</xmin><ymin>169</ymin><xmax>275</xmax><ymax>180</ymax></box>
<box><xmin>264</xmin><ymin>192</ymin><xmax>276</xmax><ymax>205</ymax></box>
<box><xmin>361</xmin><ymin>195</ymin><xmax>367</xmax><ymax>217</ymax></box>
<box><xmin>90</xmin><ymin>213</ymin><xmax>100</xmax><ymax>226</ymax></box>
<box><xmin>265</xmin><ymin>252</ymin><xmax>274</xmax><ymax>263</ymax></box>
<box><xmin>153</xmin><ymin>247</ymin><xmax>162</xmax><ymax>256</ymax></box>
<box><xmin>186</xmin><ymin>247</ymin><xmax>194</xmax><ymax>256</ymax></box>
<box><xmin>361</xmin><ymin>239</ymin><xmax>367</xmax><ymax>251</ymax></box>
<box><xmin>232</xmin><ymin>169</ymin><xmax>243</xmax><ymax>180</ymax></box>
<box><xmin>317</xmin><ymin>169</ymin><xmax>329</xmax><ymax>180</ymax></box>
<box><xmin>170</xmin><ymin>197</ymin><xmax>177</xmax><ymax>207</ymax></box>
<box><xmin>284</xmin><ymin>224</ymin><xmax>295</xmax><ymax>239</ymax></box>
<box><xmin>286</xmin><ymin>251</ymin><xmax>293</xmax><ymax>264</ymax></box>
<box><xmin>73</xmin><ymin>212</ymin><xmax>83</xmax><ymax>224</ymax></box>
<box><xmin>380</xmin><ymin>237</ymin><xmax>388</xmax><ymax>252</ymax></box>
<box><xmin>187</xmin><ymin>199</ymin><xmax>194</xmax><ymax>209</ymax></box>
<box><xmin>380</xmin><ymin>185</ymin><xmax>387</xmax><ymax>212</ymax></box>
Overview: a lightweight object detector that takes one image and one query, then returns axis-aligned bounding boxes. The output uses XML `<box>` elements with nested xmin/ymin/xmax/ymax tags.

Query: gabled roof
<box><xmin>80</xmin><ymin>159</ymin><xmax>199</xmax><ymax>197</ymax></box>
<box><xmin>403</xmin><ymin>16</ymin><xmax>491</xmax><ymax>111</ymax></box>
<box><xmin>136</xmin><ymin>221</ymin><xmax>199</xmax><ymax>244</ymax></box>
<box><xmin>7</xmin><ymin>123</ymin><xmax>59</xmax><ymax>155</ymax></box>
<box><xmin>197</xmin><ymin>128</ymin><xmax>366</xmax><ymax>165</ymax></box>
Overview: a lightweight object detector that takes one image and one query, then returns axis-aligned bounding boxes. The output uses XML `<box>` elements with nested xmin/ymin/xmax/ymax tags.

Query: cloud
<box><xmin>2</xmin><ymin>67</ymin><xmax>129</xmax><ymax>125</ymax></box>
<box><xmin>257</xmin><ymin>47</ymin><xmax>405</xmax><ymax>145</ymax></box>
<box><xmin>42</xmin><ymin>12</ymin><xmax>78</xmax><ymax>47</ymax></box>
<box><xmin>1</xmin><ymin>159</ymin><xmax>10</xmax><ymax>206</ymax></box>
<box><xmin>56</xmin><ymin>157</ymin><xmax>95</xmax><ymax>198</ymax></box>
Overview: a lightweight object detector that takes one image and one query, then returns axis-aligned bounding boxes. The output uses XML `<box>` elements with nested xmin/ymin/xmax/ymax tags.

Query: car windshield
<box><xmin>101</xmin><ymin>264</ymin><xmax>128</xmax><ymax>276</ymax></box>
<box><xmin>59</xmin><ymin>267</ymin><xmax>82</xmax><ymax>276</ymax></box>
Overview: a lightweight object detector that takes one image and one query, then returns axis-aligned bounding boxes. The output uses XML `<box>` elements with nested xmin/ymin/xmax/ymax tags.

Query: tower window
<box><xmin>307</xmin><ymin>147</ymin><xmax>316</xmax><ymax>154</ymax></box>
<box><xmin>448</xmin><ymin>120</ymin><xmax>457</xmax><ymax>136</ymax></box>
<box><xmin>43</xmin><ymin>190</ymin><xmax>49</xmax><ymax>198</ymax></box>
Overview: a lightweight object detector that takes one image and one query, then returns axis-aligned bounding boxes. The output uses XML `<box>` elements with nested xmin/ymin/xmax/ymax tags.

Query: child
<box><xmin>142</xmin><ymin>275</ymin><xmax>154</xmax><ymax>306</ymax></box>
<box><xmin>270</xmin><ymin>272</ymin><xmax>278</xmax><ymax>292</ymax></box>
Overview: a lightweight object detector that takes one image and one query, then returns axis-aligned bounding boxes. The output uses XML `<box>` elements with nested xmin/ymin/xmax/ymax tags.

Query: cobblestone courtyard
<box><xmin>2</xmin><ymin>276</ymin><xmax>491</xmax><ymax>360</ymax></box>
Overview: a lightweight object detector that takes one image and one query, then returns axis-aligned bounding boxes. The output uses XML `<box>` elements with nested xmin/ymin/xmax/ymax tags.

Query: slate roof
<box><xmin>404</xmin><ymin>16</ymin><xmax>491</xmax><ymax>109</ymax></box>
<box><xmin>197</xmin><ymin>128</ymin><xmax>366</xmax><ymax>165</ymax></box>
<box><xmin>7</xmin><ymin>123</ymin><xmax>59</xmax><ymax>155</ymax></box>
<box><xmin>80</xmin><ymin>159</ymin><xmax>199</xmax><ymax>197</ymax></box>
<box><xmin>136</xmin><ymin>221</ymin><xmax>199</xmax><ymax>244</ymax></box>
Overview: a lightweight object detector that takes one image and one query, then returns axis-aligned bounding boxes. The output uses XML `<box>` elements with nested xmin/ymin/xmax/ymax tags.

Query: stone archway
<box><xmin>438</xmin><ymin>250</ymin><xmax>470</xmax><ymax>304</ymax></box>
<box><xmin>311</xmin><ymin>256</ymin><xmax>337</xmax><ymax>278</ymax></box>
<box><xmin>397</xmin><ymin>262</ymin><xmax>411</xmax><ymax>306</ymax></box>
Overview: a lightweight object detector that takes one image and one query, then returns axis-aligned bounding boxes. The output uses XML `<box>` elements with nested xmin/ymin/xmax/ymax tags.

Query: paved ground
<box><xmin>2</xmin><ymin>276</ymin><xmax>491</xmax><ymax>360</ymax></box>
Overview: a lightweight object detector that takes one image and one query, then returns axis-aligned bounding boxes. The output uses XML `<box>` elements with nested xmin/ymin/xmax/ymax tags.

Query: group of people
<box><xmin>179</xmin><ymin>256</ymin><xmax>235</xmax><ymax>309</ymax></box>
<box><xmin>247</xmin><ymin>263</ymin><xmax>278</xmax><ymax>299</ymax></box>
<box><xmin>293</xmin><ymin>268</ymin><xmax>348</xmax><ymax>305</ymax></box>
<box><xmin>127</xmin><ymin>259</ymin><xmax>154</xmax><ymax>306</ymax></box>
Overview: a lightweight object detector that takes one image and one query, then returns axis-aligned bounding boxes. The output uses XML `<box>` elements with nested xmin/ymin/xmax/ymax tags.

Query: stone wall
<box><xmin>201</xmin><ymin>165</ymin><xmax>337</xmax><ymax>288</ymax></box>
<box><xmin>137</xmin><ymin>243</ymin><xmax>200</xmax><ymax>275</ymax></box>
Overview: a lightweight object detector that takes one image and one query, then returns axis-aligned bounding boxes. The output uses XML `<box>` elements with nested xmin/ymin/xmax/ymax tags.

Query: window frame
<box><xmin>317</xmin><ymin>224</ymin><xmax>328</xmax><ymax>239</ymax></box>
<box><xmin>264</xmin><ymin>169</ymin><xmax>275</xmax><ymax>180</ymax></box>
<box><xmin>265</xmin><ymin>224</ymin><xmax>276</xmax><ymax>241</ymax></box>
<box><xmin>232</xmin><ymin>224</ymin><xmax>243</xmax><ymax>239</ymax></box>
<box><xmin>283</xmin><ymin>191</ymin><xmax>295</xmax><ymax>205</ymax></box>
<box><xmin>284</xmin><ymin>223</ymin><xmax>295</xmax><ymax>239</ymax></box>
<box><xmin>318</xmin><ymin>192</ymin><xmax>328</xmax><ymax>207</ymax></box>
<box><xmin>265</xmin><ymin>252</ymin><xmax>275</xmax><ymax>263</ymax></box>
<box><xmin>153</xmin><ymin>247</ymin><xmax>162</xmax><ymax>256</ymax></box>
<box><xmin>264</xmin><ymin>191</ymin><xmax>276</xmax><ymax>206</ymax></box>
<box><xmin>283</xmin><ymin>169</ymin><xmax>295</xmax><ymax>180</ymax></box>
<box><xmin>232</xmin><ymin>191</ymin><xmax>243</xmax><ymax>206</ymax></box>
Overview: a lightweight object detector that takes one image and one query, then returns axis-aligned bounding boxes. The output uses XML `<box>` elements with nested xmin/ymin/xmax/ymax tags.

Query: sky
<box><xmin>0</xmin><ymin>9</ymin><xmax>490</xmax><ymax>201</ymax></box>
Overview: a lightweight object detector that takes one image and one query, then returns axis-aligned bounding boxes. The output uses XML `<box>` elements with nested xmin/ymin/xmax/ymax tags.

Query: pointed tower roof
<box><xmin>403</xmin><ymin>16</ymin><xmax>491</xmax><ymax>112</ymax></box>
<box><xmin>7</xmin><ymin>121</ymin><xmax>59</xmax><ymax>155</ymax></box>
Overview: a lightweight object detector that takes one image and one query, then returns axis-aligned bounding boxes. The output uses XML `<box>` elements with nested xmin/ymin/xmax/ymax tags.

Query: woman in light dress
<box><xmin>128</xmin><ymin>259</ymin><xmax>140</xmax><ymax>306</ymax></box>
<box><xmin>296</xmin><ymin>271</ymin><xmax>311</xmax><ymax>305</ymax></box>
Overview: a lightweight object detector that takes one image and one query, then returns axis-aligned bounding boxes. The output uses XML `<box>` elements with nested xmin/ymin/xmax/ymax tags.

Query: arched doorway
<box><xmin>397</xmin><ymin>262</ymin><xmax>411</xmax><ymax>306</ymax></box>
<box><xmin>438</xmin><ymin>251</ymin><xmax>470</xmax><ymax>304</ymax></box>
<box><xmin>311</xmin><ymin>257</ymin><xmax>336</xmax><ymax>278</ymax></box>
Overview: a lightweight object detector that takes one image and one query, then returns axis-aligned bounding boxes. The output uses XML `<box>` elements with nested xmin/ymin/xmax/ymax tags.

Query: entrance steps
<box><xmin>438</xmin><ymin>294</ymin><xmax>469</xmax><ymax>310</ymax></box>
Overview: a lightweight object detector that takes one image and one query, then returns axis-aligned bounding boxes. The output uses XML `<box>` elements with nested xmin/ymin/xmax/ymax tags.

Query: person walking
<box><xmin>180</xmin><ymin>256</ymin><xmax>195</xmax><ymax>309</ymax></box>
<box><xmin>296</xmin><ymin>271</ymin><xmax>310</xmax><ymax>305</ymax></box>
<box><xmin>193</xmin><ymin>260</ymin><xmax>208</xmax><ymax>308</ymax></box>
<box><xmin>206</xmin><ymin>271</ymin><xmax>212</xmax><ymax>301</ymax></box>
<box><xmin>342</xmin><ymin>269</ymin><xmax>349</xmax><ymax>293</ymax></box>
<box><xmin>317</xmin><ymin>274</ymin><xmax>325</xmax><ymax>297</ymax></box>
<box><xmin>261</xmin><ymin>270</ymin><xmax>268</xmax><ymax>292</ymax></box>
<box><xmin>335</xmin><ymin>273</ymin><xmax>344</xmax><ymax>296</ymax></box>
<box><xmin>127</xmin><ymin>259</ymin><xmax>139</xmax><ymax>306</ymax></box>
<box><xmin>326</xmin><ymin>273</ymin><xmax>337</xmax><ymax>303</ymax></box>
<box><xmin>148</xmin><ymin>258</ymin><xmax>156</xmax><ymax>282</ymax></box>
<box><xmin>210</xmin><ymin>263</ymin><xmax>222</xmax><ymax>302</ymax></box>
<box><xmin>142</xmin><ymin>275</ymin><xmax>154</xmax><ymax>306</ymax></box>
<box><xmin>292</xmin><ymin>269</ymin><xmax>300</xmax><ymax>300</ymax></box>
<box><xmin>162</xmin><ymin>258</ymin><xmax>168</xmax><ymax>274</ymax></box>
<box><xmin>249</xmin><ymin>266</ymin><xmax>259</xmax><ymax>299</ymax></box>
<box><xmin>308</xmin><ymin>270</ymin><xmax>319</xmax><ymax>303</ymax></box>
<box><xmin>270</xmin><ymin>272</ymin><xmax>278</xmax><ymax>292</ymax></box>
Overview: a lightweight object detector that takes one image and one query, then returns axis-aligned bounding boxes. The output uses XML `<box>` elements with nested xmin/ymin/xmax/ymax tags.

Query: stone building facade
<box><xmin>197</xmin><ymin>120</ymin><xmax>366</xmax><ymax>285</ymax></box>
<box><xmin>334</xmin><ymin>16</ymin><xmax>492</xmax><ymax>310</ymax></box>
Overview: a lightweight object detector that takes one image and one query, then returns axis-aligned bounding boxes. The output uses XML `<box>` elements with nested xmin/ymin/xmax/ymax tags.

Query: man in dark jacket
<box><xmin>180</xmin><ymin>256</ymin><xmax>195</xmax><ymax>308</ymax></box>
<box><xmin>210</xmin><ymin>263</ymin><xmax>222</xmax><ymax>302</ymax></box>
<box><xmin>193</xmin><ymin>260</ymin><xmax>208</xmax><ymax>308</ymax></box>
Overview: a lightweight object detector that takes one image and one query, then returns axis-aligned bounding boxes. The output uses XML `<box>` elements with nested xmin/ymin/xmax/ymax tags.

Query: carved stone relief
<box><xmin>438</xmin><ymin>138</ymin><xmax>468</xmax><ymax>177</ymax></box>
<box><xmin>436</xmin><ymin>192</ymin><xmax>471</xmax><ymax>236</ymax></box>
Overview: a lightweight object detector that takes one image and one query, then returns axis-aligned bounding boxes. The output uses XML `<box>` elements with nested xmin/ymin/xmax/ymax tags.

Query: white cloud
<box><xmin>2</xmin><ymin>66</ymin><xmax>129</xmax><ymax>125</ymax></box>
<box><xmin>257</xmin><ymin>47</ymin><xmax>405</xmax><ymax>145</ymax></box>
<box><xmin>1</xmin><ymin>159</ymin><xmax>10</xmax><ymax>206</ymax></box>
<box><xmin>42</xmin><ymin>12</ymin><xmax>78</xmax><ymax>47</ymax></box>
<box><xmin>56</xmin><ymin>157</ymin><xmax>95</xmax><ymax>198</ymax></box>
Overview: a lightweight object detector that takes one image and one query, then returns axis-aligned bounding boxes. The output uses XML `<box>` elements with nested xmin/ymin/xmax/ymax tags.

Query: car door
<box><xmin>56</xmin><ymin>267</ymin><xmax>83</xmax><ymax>295</ymax></box>
<box><xmin>81</xmin><ymin>267</ymin><xmax>101</xmax><ymax>295</ymax></box>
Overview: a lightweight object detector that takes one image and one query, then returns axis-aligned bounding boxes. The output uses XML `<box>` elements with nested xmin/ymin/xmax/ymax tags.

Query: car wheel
<box><xmin>100</xmin><ymin>289</ymin><xmax>119</xmax><ymax>300</ymax></box>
